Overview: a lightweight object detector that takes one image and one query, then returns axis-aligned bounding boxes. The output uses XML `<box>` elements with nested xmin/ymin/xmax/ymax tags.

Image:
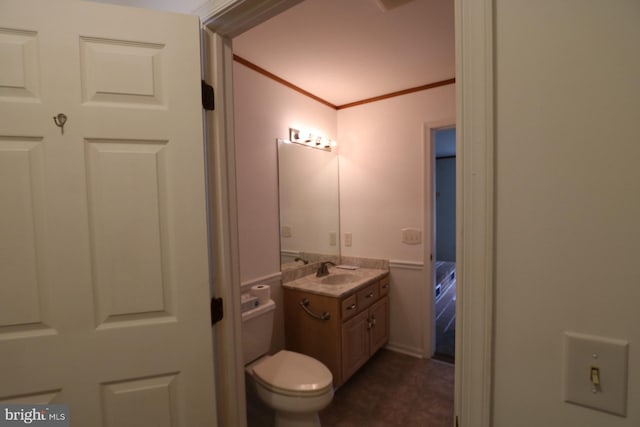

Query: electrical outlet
<box><xmin>344</xmin><ymin>232</ymin><xmax>352</xmax><ymax>247</ymax></box>
<box><xmin>564</xmin><ymin>332</ymin><xmax>629</xmax><ymax>416</ymax></box>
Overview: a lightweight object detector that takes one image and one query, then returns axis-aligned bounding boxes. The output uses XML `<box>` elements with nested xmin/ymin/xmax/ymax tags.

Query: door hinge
<box><xmin>211</xmin><ymin>297</ymin><xmax>223</xmax><ymax>325</ymax></box>
<box><xmin>201</xmin><ymin>80</ymin><xmax>214</xmax><ymax>111</ymax></box>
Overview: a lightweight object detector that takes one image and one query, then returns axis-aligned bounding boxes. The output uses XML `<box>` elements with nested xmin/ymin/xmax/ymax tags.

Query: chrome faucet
<box><xmin>316</xmin><ymin>261</ymin><xmax>336</xmax><ymax>277</ymax></box>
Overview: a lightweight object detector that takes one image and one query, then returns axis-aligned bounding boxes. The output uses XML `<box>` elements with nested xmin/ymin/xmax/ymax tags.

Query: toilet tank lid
<box><xmin>252</xmin><ymin>350</ymin><xmax>333</xmax><ymax>393</ymax></box>
<box><xmin>241</xmin><ymin>299</ymin><xmax>275</xmax><ymax>321</ymax></box>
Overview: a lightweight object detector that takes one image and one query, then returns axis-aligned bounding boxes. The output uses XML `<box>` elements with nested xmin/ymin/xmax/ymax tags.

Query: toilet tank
<box><xmin>241</xmin><ymin>299</ymin><xmax>275</xmax><ymax>364</ymax></box>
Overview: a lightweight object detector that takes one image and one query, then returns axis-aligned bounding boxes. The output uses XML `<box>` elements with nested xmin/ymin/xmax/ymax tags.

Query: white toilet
<box><xmin>242</xmin><ymin>299</ymin><xmax>334</xmax><ymax>427</ymax></box>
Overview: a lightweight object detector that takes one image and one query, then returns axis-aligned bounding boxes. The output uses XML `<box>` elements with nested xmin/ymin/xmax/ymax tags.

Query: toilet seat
<box><xmin>252</xmin><ymin>350</ymin><xmax>333</xmax><ymax>397</ymax></box>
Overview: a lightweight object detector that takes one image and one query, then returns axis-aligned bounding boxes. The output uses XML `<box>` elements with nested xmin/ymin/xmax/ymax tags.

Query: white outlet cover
<box><xmin>564</xmin><ymin>332</ymin><xmax>629</xmax><ymax>416</ymax></box>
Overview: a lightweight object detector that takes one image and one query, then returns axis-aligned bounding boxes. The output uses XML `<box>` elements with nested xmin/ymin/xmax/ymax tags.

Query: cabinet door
<box><xmin>341</xmin><ymin>310</ymin><xmax>370</xmax><ymax>384</ymax></box>
<box><xmin>284</xmin><ymin>288</ymin><xmax>341</xmax><ymax>385</ymax></box>
<box><xmin>369</xmin><ymin>296</ymin><xmax>390</xmax><ymax>355</ymax></box>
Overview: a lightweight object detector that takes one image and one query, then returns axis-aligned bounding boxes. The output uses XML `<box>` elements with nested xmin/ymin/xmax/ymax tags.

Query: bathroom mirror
<box><xmin>277</xmin><ymin>139</ymin><xmax>340</xmax><ymax>270</ymax></box>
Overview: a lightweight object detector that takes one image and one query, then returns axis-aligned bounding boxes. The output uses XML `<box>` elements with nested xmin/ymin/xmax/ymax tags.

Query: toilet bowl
<box><xmin>248</xmin><ymin>350</ymin><xmax>333</xmax><ymax>427</ymax></box>
<box><xmin>242</xmin><ymin>299</ymin><xmax>334</xmax><ymax>427</ymax></box>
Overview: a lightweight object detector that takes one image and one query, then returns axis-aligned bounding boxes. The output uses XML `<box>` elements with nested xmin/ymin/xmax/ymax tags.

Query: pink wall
<box><xmin>233</xmin><ymin>62</ymin><xmax>337</xmax><ymax>282</ymax></box>
<box><xmin>337</xmin><ymin>85</ymin><xmax>455</xmax><ymax>262</ymax></box>
<box><xmin>337</xmin><ymin>86</ymin><xmax>455</xmax><ymax>355</ymax></box>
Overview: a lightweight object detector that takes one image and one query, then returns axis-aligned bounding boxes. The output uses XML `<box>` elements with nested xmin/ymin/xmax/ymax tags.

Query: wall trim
<box><xmin>197</xmin><ymin>0</ymin><xmax>304</xmax><ymax>39</ymax></box>
<box><xmin>388</xmin><ymin>259</ymin><xmax>424</xmax><ymax>270</ymax></box>
<box><xmin>386</xmin><ymin>343</ymin><xmax>425</xmax><ymax>359</ymax></box>
<box><xmin>234</xmin><ymin>54</ymin><xmax>337</xmax><ymax>109</ymax></box>
<box><xmin>455</xmin><ymin>0</ymin><xmax>495</xmax><ymax>426</ymax></box>
<box><xmin>201</xmin><ymin>27</ymin><xmax>246</xmax><ymax>427</ymax></box>
<box><xmin>336</xmin><ymin>78</ymin><xmax>456</xmax><ymax>110</ymax></box>
<box><xmin>233</xmin><ymin>54</ymin><xmax>455</xmax><ymax>111</ymax></box>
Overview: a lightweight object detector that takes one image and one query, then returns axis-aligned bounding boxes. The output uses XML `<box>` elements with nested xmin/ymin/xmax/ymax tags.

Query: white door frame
<box><xmin>198</xmin><ymin>0</ymin><xmax>495</xmax><ymax>426</ymax></box>
<box><xmin>198</xmin><ymin>2</ymin><xmax>305</xmax><ymax>427</ymax></box>
<box><xmin>454</xmin><ymin>0</ymin><xmax>494</xmax><ymax>426</ymax></box>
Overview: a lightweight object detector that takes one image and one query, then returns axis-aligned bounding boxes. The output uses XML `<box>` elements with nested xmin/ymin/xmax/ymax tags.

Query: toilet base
<box><xmin>253</xmin><ymin>379</ymin><xmax>332</xmax><ymax>427</ymax></box>
<box><xmin>248</xmin><ymin>351</ymin><xmax>334</xmax><ymax>427</ymax></box>
<box><xmin>275</xmin><ymin>411</ymin><xmax>321</xmax><ymax>427</ymax></box>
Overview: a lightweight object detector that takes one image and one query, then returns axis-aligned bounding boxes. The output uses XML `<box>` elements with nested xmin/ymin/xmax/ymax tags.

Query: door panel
<box><xmin>79</xmin><ymin>37</ymin><xmax>166</xmax><ymax>107</ymax></box>
<box><xmin>0</xmin><ymin>28</ymin><xmax>40</xmax><ymax>101</ymax></box>
<box><xmin>341</xmin><ymin>310</ymin><xmax>369</xmax><ymax>383</ymax></box>
<box><xmin>101</xmin><ymin>374</ymin><xmax>178</xmax><ymax>427</ymax></box>
<box><xmin>369</xmin><ymin>297</ymin><xmax>390</xmax><ymax>354</ymax></box>
<box><xmin>85</xmin><ymin>139</ymin><xmax>172</xmax><ymax>326</ymax></box>
<box><xmin>0</xmin><ymin>138</ymin><xmax>47</xmax><ymax>329</ymax></box>
<box><xmin>0</xmin><ymin>1</ymin><xmax>217</xmax><ymax>425</ymax></box>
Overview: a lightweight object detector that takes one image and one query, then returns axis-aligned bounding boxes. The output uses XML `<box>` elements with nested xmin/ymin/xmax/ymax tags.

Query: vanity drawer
<box><xmin>341</xmin><ymin>294</ymin><xmax>358</xmax><ymax>320</ymax></box>
<box><xmin>379</xmin><ymin>276</ymin><xmax>390</xmax><ymax>296</ymax></box>
<box><xmin>356</xmin><ymin>282</ymin><xmax>379</xmax><ymax>311</ymax></box>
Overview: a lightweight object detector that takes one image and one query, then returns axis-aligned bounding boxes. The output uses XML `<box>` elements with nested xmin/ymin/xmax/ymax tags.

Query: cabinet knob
<box><xmin>347</xmin><ymin>303</ymin><xmax>357</xmax><ymax>310</ymax></box>
<box><xmin>366</xmin><ymin>292</ymin><xmax>374</xmax><ymax>298</ymax></box>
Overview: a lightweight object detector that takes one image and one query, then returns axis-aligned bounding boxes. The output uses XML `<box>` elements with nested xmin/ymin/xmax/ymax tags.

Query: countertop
<box><xmin>282</xmin><ymin>267</ymin><xmax>389</xmax><ymax>298</ymax></box>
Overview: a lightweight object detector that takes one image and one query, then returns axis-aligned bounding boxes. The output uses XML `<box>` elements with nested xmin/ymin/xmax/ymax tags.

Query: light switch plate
<box><xmin>564</xmin><ymin>332</ymin><xmax>629</xmax><ymax>416</ymax></box>
<box><xmin>329</xmin><ymin>231</ymin><xmax>337</xmax><ymax>246</ymax></box>
<box><xmin>401</xmin><ymin>228</ymin><xmax>422</xmax><ymax>245</ymax></box>
<box><xmin>344</xmin><ymin>232</ymin><xmax>352</xmax><ymax>247</ymax></box>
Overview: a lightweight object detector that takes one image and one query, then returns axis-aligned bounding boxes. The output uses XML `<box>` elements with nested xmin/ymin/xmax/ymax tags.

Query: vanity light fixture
<box><xmin>279</xmin><ymin>127</ymin><xmax>336</xmax><ymax>151</ymax></box>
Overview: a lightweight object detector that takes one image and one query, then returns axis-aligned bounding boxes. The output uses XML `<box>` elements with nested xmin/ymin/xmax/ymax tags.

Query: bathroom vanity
<box><xmin>283</xmin><ymin>268</ymin><xmax>390</xmax><ymax>388</ymax></box>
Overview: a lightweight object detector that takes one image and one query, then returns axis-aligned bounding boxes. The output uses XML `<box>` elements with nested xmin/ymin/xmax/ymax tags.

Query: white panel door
<box><xmin>0</xmin><ymin>0</ymin><xmax>218</xmax><ymax>425</ymax></box>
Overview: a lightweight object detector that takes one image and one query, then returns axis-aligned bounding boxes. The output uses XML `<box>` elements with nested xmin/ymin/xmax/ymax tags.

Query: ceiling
<box><xmin>232</xmin><ymin>0</ymin><xmax>455</xmax><ymax>106</ymax></box>
<box><xmin>86</xmin><ymin>0</ymin><xmax>455</xmax><ymax>107</ymax></box>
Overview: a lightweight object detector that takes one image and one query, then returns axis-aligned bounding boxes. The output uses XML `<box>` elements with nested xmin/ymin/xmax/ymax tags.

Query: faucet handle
<box><xmin>316</xmin><ymin>261</ymin><xmax>336</xmax><ymax>277</ymax></box>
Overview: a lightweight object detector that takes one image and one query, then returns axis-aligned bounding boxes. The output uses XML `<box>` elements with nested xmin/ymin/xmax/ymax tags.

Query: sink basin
<box><xmin>319</xmin><ymin>273</ymin><xmax>358</xmax><ymax>285</ymax></box>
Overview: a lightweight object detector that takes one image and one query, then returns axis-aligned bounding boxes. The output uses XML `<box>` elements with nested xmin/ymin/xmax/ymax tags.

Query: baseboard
<box><xmin>385</xmin><ymin>342</ymin><xmax>425</xmax><ymax>359</ymax></box>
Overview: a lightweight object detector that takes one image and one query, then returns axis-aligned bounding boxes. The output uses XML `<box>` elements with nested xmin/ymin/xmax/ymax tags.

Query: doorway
<box><xmin>204</xmin><ymin>0</ymin><xmax>496</xmax><ymax>425</ymax></box>
<box><xmin>433</xmin><ymin>127</ymin><xmax>456</xmax><ymax>362</ymax></box>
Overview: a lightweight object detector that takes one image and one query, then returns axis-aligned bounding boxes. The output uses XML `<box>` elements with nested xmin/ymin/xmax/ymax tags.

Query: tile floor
<box><xmin>319</xmin><ymin>349</ymin><xmax>455</xmax><ymax>427</ymax></box>
<box><xmin>246</xmin><ymin>348</ymin><xmax>455</xmax><ymax>427</ymax></box>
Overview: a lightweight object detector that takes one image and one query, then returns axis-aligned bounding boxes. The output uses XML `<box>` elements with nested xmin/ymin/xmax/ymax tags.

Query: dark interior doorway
<box><xmin>433</xmin><ymin>127</ymin><xmax>456</xmax><ymax>362</ymax></box>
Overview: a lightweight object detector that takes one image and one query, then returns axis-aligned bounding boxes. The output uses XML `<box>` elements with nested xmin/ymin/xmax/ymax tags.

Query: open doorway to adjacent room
<box><xmin>432</xmin><ymin>127</ymin><xmax>456</xmax><ymax>362</ymax></box>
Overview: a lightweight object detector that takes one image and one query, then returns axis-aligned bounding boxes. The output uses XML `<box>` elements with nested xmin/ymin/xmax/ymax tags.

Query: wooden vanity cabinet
<box><xmin>283</xmin><ymin>274</ymin><xmax>390</xmax><ymax>388</ymax></box>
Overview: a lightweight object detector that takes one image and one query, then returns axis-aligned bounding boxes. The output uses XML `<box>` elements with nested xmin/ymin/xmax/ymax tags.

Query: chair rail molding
<box><xmin>389</xmin><ymin>260</ymin><xmax>424</xmax><ymax>270</ymax></box>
